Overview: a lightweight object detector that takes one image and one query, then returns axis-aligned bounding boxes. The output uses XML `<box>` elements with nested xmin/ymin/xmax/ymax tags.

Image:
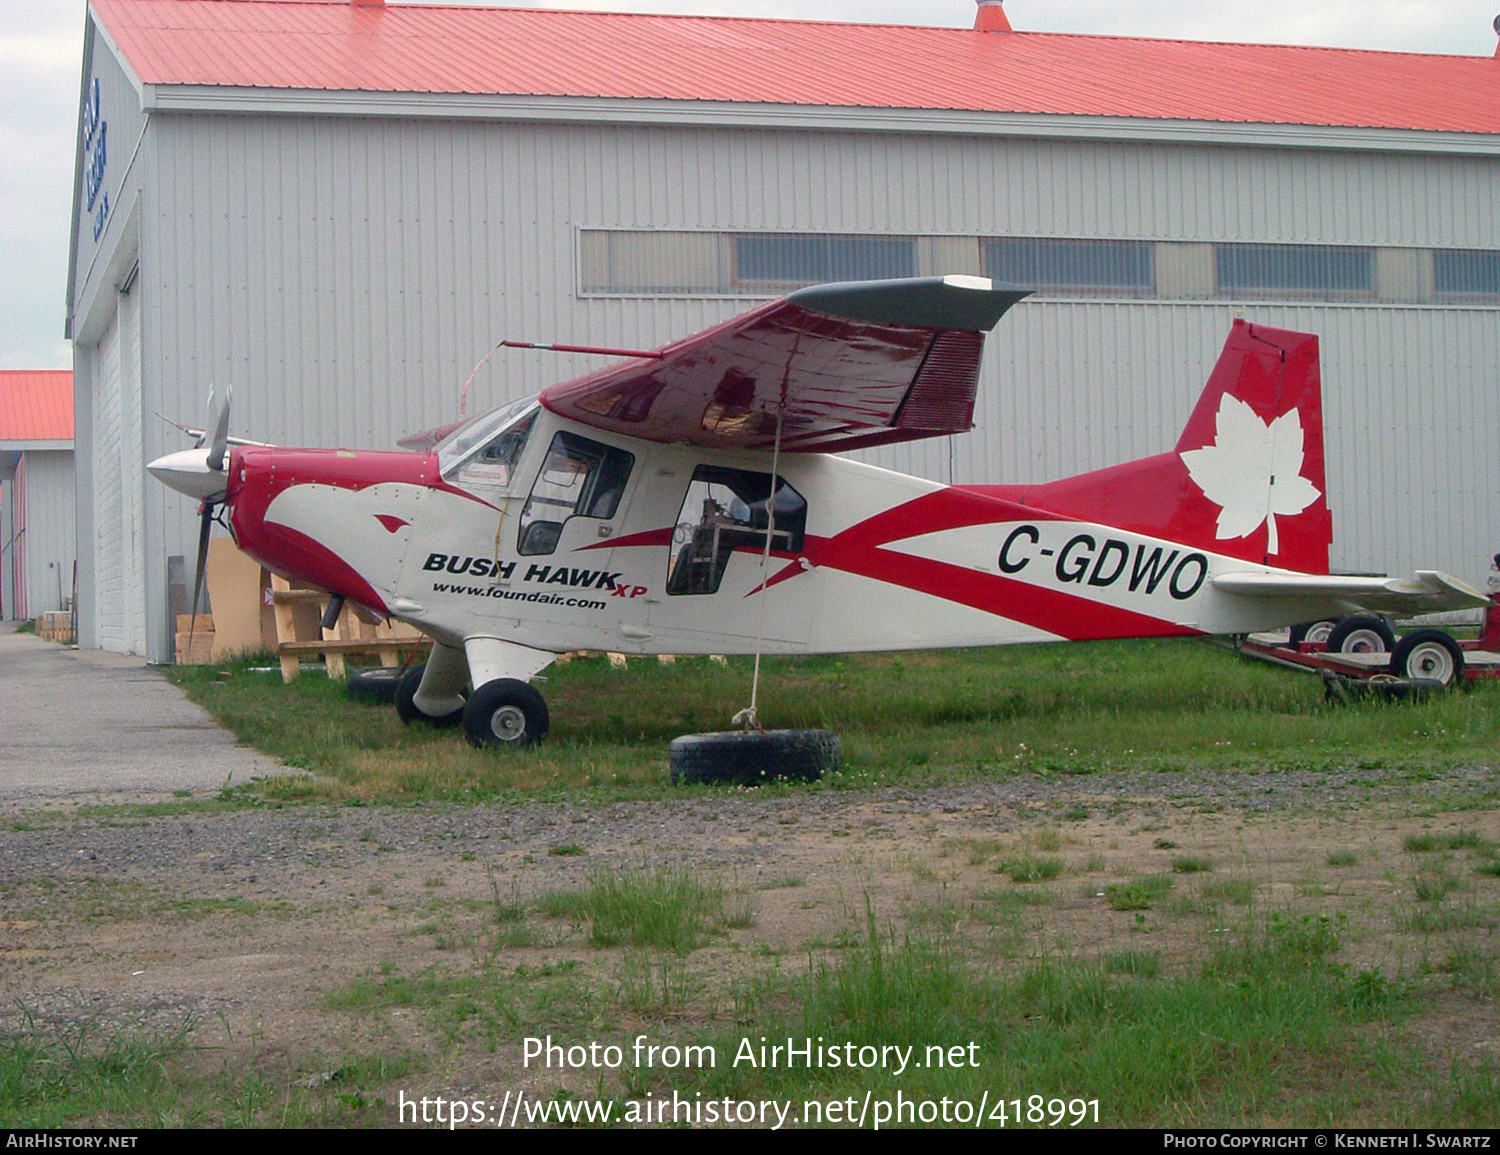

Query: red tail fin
<box><xmin>977</xmin><ymin>321</ymin><xmax>1332</xmax><ymax>573</ymax></box>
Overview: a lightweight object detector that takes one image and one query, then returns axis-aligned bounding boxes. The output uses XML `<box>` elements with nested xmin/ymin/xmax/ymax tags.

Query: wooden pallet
<box><xmin>36</xmin><ymin>611</ymin><xmax>77</xmax><ymax>644</ymax></box>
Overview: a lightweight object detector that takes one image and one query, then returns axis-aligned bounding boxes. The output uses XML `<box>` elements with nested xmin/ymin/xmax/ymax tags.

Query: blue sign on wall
<box><xmin>82</xmin><ymin>76</ymin><xmax>109</xmax><ymax>242</ymax></box>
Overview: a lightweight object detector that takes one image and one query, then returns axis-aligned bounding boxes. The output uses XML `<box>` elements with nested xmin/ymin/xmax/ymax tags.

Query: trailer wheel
<box><xmin>1287</xmin><ymin>619</ymin><xmax>1338</xmax><ymax>648</ymax></box>
<box><xmin>395</xmin><ymin>665</ymin><xmax>465</xmax><ymax>728</ymax></box>
<box><xmin>1390</xmin><ymin>629</ymin><xmax>1465</xmax><ymax>688</ymax></box>
<box><xmin>670</xmin><ymin>729</ymin><xmax>840</xmax><ymax>786</ymax></box>
<box><xmin>1326</xmin><ymin>615</ymin><xmax>1395</xmax><ymax>655</ymax></box>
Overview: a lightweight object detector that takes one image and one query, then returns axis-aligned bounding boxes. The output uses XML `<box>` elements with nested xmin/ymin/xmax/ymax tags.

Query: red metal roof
<box><xmin>0</xmin><ymin>371</ymin><xmax>75</xmax><ymax>443</ymax></box>
<box><xmin>92</xmin><ymin>0</ymin><xmax>1500</xmax><ymax>135</ymax></box>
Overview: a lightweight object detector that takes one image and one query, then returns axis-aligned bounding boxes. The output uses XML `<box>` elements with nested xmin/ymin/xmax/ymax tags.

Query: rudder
<box><xmin>979</xmin><ymin>320</ymin><xmax>1332</xmax><ymax>573</ymax></box>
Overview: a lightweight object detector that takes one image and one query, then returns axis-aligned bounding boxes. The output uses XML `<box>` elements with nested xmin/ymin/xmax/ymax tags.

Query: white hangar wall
<box><xmin>5</xmin><ymin>451</ymin><xmax>79</xmax><ymax>619</ymax></box>
<box><xmin>130</xmin><ymin>109</ymin><xmax>1500</xmax><ymax>650</ymax></box>
<box><xmin>70</xmin><ymin>31</ymin><xmax>150</xmax><ymax>656</ymax></box>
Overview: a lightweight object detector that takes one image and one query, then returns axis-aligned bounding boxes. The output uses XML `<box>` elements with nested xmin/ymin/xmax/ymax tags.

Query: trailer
<box><xmin>1230</xmin><ymin>597</ymin><xmax>1500</xmax><ymax>691</ymax></box>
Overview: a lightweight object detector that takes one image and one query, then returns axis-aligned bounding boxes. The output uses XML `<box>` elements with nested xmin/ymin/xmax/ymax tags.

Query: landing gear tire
<box><xmin>462</xmin><ymin>679</ymin><xmax>549</xmax><ymax>748</ymax></box>
<box><xmin>669</xmin><ymin>729</ymin><xmax>841</xmax><ymax>787</ymax></box>
<box><xmin>1287</xmin><ymin>619</ymin><xmax>1338</xmax><ymax>648</ymax></box>
<box><xmin>1389</xmin><ymin>629</ymin><xmax>1465</xmax><ymax>688</ymax></box>
<box><xmin>1326</xmin><ymin>615</ymin><xmax>1396</xmax><ymax>655</ymax></box>
<box><xmin>395</xmin><ymin>665</ymin><xmax>465</xmax><ymax>728</ymax></box>
<box><xmin>347</xmin><ymin>666</ymin><xmax>403</xmax><ymax>704</ymax></box>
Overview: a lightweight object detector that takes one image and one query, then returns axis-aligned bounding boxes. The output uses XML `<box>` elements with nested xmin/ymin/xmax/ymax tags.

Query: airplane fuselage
<box><xmin>224</xmin><ymin>406</ymin><xmax>1341</xmax><ymax>658</ymax></box>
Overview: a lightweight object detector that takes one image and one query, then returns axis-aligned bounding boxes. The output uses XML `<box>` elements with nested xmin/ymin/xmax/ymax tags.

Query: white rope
<box><xmin>731</xmin><ymin>404</ymin><xmax>785</xmax><ymax>732</ymax></box>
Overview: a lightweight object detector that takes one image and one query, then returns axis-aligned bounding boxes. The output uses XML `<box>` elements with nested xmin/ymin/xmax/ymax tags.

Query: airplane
<box><xmin>148</xmin><ymin>275</ymin><xmax>1487</xmax><ymax>751</ymax></box>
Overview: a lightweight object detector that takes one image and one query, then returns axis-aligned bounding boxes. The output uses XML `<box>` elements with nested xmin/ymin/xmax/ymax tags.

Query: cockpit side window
<box><xmin>438</xmin><ymin>397</ymin><xmax>539</xmax><ymax>493</ymax></box>
<box><xmin>518</xmin><ymin>431</ymin><xmax>635</xmax><ymax>556</ymax></box>
<box><xmin>453</xmin><ymin>413</ymin><xmax>534</xmax><ymax>491</ymax></box>
<box><xmin>666</xmin><ymin>465</ymin><xmax>806</xmax><ymax>595</ymax></box>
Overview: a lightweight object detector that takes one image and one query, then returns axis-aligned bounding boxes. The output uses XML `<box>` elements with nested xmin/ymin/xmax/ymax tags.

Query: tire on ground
<box><xmin>462</xmin><ymin>678</ymin><xmax>549</xmax><ymax>748</ymax></box>
<box><xmin>395</xmin><ymin>664</ymin><xmax>465</xmax><ymax>728</ymax></box>
<box><xmin>347</xmin><ymin>666</ymin><xmax>404</xmax><ymax>705</ymax></box>
<box><xmin>670</xmin><ymin>729</ymin><xmax>840</xmax><ymax>786</ymax></box>
<box><xmin>1389</xmin><ymin>628</ymin><xmax>1465</xmax><ymax>688</ymax></box>
<box><xmin>1325</xmin><ymin>615</ymin><xmax>1396</xmax><ymax>655</ymax></box>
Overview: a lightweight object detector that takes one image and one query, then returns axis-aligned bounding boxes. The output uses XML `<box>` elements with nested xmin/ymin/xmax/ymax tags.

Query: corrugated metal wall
<box><xmin>134</xmin><ymin>113</ymin><xmax>1500</xmax><ymax>623</ymax></box>
<box><xmin>20</xmin><ymin>451</ymin><xmax>77</xmax><ymax>617</ymax></box>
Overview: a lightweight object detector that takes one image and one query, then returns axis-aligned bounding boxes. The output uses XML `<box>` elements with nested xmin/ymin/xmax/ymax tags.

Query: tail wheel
<box><xmin>395</xmin><ymin>665</ymin><xmax>465</xmax><ymax>728</ymax></box>
<box><xmin>1390</xmin><ymin>629</ymin><xmax>1464</xmax><ymax>688</ymax></box>
<box><xmin>1326</xmin><ymin>615</ymin><xmax>1395</xmax><ymax>655</ymax></box>
<box><xmin>463</xmin><ymin>679</ymin><xmax>549</xmax><ymax>748</ymax></box>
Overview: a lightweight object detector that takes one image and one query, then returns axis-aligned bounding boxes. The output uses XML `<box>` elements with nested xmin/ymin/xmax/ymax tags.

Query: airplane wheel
<box><xmin>1390</xmin><ymin>629</ymin><xmax>1464</xmax><ymax>687</ymax></box>
<box><xmin>669</xmin><ymin>729</ymin><xmax>840</xmax><ymax>787</ymax></box>
<box><xmin>463</xmin><ymin>679</ymin><xmax>549</xmax><ymax>748</ymax></box>
<box><xmin>1326</xmin><ymin>615</ymin><xmax>1395</xmax><ymax>655</ymax></box>
<box><xmin>395</xmin><ymin>665</ymin><xmax>465</xmax><ymax>728</ymax></box>
<box><xmin>1287</xmin><ymin>619</ymin><xmax>1337</xmax><ymax>648</ymax></box>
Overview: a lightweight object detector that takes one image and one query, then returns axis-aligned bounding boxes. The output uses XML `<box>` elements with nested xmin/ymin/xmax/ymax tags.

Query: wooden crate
<box><xmin>174</xmin><ymin>613</ymin><xmax>215</xmax><ymax>664</ymax></box>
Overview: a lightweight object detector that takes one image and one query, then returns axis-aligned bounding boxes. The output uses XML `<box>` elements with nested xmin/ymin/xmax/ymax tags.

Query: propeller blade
<box><xmin>186</xmin><ymin>501</ymin><xmax>214</xmax><ymax>660</ymax></box>
<box><xmin>206</xmin><ymin>387</ymin><xmax>232</xmax><ymax>472</ymax></box>
<box><xmin>194</xmin><ymin>388</ymin><xmax>215</xmax><ymax>449</ymax></box>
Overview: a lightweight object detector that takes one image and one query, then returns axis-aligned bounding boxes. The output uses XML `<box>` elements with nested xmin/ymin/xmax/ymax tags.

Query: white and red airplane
<box><xmin>149</xmin><ymin>276</ymin><xmax>1485</xmax><ymax>748</ymax></box>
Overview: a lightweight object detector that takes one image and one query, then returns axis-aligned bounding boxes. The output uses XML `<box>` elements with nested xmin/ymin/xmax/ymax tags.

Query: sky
<box><xmin>3</xmin><ymin>0</ymin><xmax>1498</xmax><ymax>370</ymax></box>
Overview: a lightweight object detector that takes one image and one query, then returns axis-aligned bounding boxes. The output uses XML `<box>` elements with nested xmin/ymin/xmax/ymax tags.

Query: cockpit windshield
<box><xmin>437</xmin><ymin>395</ymin><xmax>540</xmax><ymax>489</ymax></box>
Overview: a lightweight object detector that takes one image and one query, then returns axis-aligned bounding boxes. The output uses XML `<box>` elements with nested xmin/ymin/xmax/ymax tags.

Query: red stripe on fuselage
<box><xmin>611</xmin><ymin>486</ymin><xmax>1200</xmax><ymax>641</ymax></box>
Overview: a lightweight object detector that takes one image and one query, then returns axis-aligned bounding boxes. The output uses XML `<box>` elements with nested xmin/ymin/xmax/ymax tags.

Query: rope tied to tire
<box><xmin>734</xmin><ymin>397</ymin><xmax>785</xmax><ymax>733</ymax></box>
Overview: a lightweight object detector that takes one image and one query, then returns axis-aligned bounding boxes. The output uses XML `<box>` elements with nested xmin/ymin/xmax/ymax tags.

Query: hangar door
<box><xmin>92</xmin><ymin>287</ymin><xmax>145</xmax><ymax>654</ymax></box>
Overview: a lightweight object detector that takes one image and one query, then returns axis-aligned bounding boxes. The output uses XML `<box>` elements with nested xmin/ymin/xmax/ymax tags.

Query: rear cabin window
<box><xmin>666</xmin><ymin>465</ymin><xmax>806</xmax><ymax>595</ymax></box>
<box><xmin>518</xmin><ymin>431</ymin><xmax>634</xmax><ymax>556</ymax></box>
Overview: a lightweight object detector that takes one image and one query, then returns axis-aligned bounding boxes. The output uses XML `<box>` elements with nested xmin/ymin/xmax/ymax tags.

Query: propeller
<box><xmin>184</xmin><ymin>388</ymin><xmax>232</xmax><ymax>658</ymax></box>
<box><xmin>206</xmin><ymin>387</ymin><xmax>231</xmax><ymax>472</ymax></box>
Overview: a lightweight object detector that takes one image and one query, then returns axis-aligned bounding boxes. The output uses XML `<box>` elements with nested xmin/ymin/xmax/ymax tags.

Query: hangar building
<box><xmin>69</xmin><ymin>0</ymin><xmax>1500</xmax><ymax>662</ymax></box>
<box><xmin>1</xmin><ymin>370</ymin><xmax>76</xmax><ymax>622</ymax></box>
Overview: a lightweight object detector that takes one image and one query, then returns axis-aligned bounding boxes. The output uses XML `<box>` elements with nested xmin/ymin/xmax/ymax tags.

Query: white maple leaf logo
<box><xmin>1179</xmin><ymin>395</ymin><xmax>1320</xmax><ymax>554</ymax></box>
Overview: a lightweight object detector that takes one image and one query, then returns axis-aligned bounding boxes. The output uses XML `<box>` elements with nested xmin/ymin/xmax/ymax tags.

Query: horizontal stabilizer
<box><xmin>1212</xmin><ymin>570</ymin><xmax>1488</xmax><ymax>615</ymax></box>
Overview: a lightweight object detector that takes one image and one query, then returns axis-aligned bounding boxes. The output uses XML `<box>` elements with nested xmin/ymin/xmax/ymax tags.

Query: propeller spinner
<box><xmin>147</xmin><ymin>388</ymin><xmax>234</xmax><ymax>642</ymax></box>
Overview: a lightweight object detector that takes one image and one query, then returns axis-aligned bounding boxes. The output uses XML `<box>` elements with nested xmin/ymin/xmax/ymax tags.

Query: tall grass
<box><xmin>539</xmin><ymin>866</ymin><xmax>741</xmax><ymax>950</ymax></box>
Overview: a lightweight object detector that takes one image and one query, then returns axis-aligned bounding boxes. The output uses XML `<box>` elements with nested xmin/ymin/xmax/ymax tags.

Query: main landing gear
<box><xmin>392</xmin><ymin>637</ymin><xmax>554</xmax><ymax>749</ymax></box>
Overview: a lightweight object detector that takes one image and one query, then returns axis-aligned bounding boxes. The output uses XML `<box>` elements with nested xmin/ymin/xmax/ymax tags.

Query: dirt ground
<box><xmin>3</xmin><ymin>766</ymin><xmax>1498</xmax><ymax>1113</ymax></box>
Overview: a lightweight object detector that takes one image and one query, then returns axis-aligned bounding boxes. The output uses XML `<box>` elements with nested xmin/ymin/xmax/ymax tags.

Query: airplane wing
<box><xmin>1212</xmin><ymin>570</ymin><xmax>1489</xmax><ymax>615</ymax></box>
<box><xmin>541</xmin><ymin>276</ymin><xmax>1030</xmax><ymax>453</ymax></box>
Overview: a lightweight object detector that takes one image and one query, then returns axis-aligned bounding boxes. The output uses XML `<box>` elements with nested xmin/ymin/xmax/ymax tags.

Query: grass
<box><xmin>0</xmin><ymin>1014</ymin><xmax>421</xmax><ymax>1127</ymax></box>
<box><xmin>1170</xmin><ymin>855</ymin><xmax>1213</xmax><ymax>874</ymax></box>
<box><xmin>538</xmin><ymin>866</ymin><xmax>744</xmax><ymax>950</ymax></box>
<box><xmin>163</xmin><ymin>640</ymin><xmax>1500</xmax><ymax>804</ymax></box>
<box><xmin>686</xmin><ymin>914</ymin><xmax>1495</xmax><ymax>1127</ymax></box>
<box><xmin>1106</xmin><ymin>874</ymin><xmax>1175</xmax><ymax>911</ymax></box>
<box><xmin>997</xmin><ymin>856</ymin><xmax>1064</xmax><ymax>883</ymax></box>
<box><xmin>1406</xmin><ymin>830</ymin><xmax>1495</xmax><ymax>854</ymax></box>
